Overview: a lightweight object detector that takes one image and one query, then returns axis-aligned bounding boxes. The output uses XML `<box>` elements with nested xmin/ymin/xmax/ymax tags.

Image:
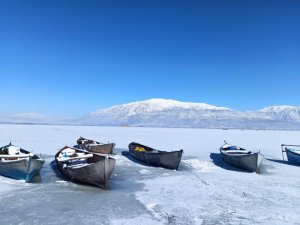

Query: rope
<box><xmin>184</xmin><ymin>162</ymin><xmax>209</xmax><ymax>186</ymax></box>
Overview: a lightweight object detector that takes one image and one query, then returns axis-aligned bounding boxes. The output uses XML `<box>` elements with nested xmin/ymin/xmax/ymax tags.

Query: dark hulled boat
<box><xmin>55</xmin><ymin>146</ymin><xmax>116</xmax><ymax>189</ymax></box>
<box><xmin>219</xmin><ymin>142</ymin><xmax>263</xmax><ymax>173</ymax></box>
<box><xmin>77</xmin><ymin>137</ymin><xmax>115</xmax><ymax>154</ymax></box>
<box><xmin>0</xmin><ymin>143</ymin><xmax>45</xmax><ymax>182</ymax></box>
<box><xmin>128</xmin><ymin>142</ymin><xmax>183</xmax><ymax>170</ymax></box>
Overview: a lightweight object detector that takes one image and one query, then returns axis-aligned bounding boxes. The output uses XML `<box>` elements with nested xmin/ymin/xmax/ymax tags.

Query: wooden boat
<box><xmin>55</xmin><ymin>146</ymin><xmax>116</xmax><ymax>189</ymax></box>
<box><xmin>128</xmin><ymin>142</ymin><xmax>183</xmax><ymax>170</ymax></box>
<box><xmin>76</xmin><ymin>137</ymin><xmax>115</xmax><ymax>154</ymax></box>
<box><xmin>219</xmin><ymin>142</ymin><xmax>263</xmax><ymax>173</ymax></box>
<box><xmin>281</xmin><ymin>144</ymin><xmax>300</xmax><ymax>165</ymax></box>
<box><xmin>0</xmin><ymin>142</ymin><xmax>45</xmax><ymax>182</ymax></box>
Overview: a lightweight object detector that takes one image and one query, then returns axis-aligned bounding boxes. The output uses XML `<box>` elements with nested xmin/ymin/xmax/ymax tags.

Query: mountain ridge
<box><xmin>1</xmin><ymin>98</ymin><xmax>300</xmax><ymax>130</ymax></box>
<box><xmin>84</xmin><ymin>98</ymin><xmax>300</xmax><ymax>129</ymax></box>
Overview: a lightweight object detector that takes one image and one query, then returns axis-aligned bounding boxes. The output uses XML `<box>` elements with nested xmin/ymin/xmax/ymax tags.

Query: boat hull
<box><xmin>129</xmin><ymin>143</ymin><xmax>183</xmax><ymax>170</ymax></box>
<box><xmin>86</xmin><ymin>143</ymin><xmax>115</xmax><ymax>155</ymax></box>
<box><xmin>55</xmin><ymin>150</ymin><xmax>116</xmax><ymax>189</ymax></box>
<box><xmin>285</xmin><ymin>148</ymin><xmax>300</xmax><ymax>165</ymax></box>
<box><xmin>220</xmin><ymin>150</ymin><xmax>263</xmax><ymax>172</ymax></box>
<box><xmin>0</xmin><ymin>158</ymin><xmax>45</xmax><ymax>182</ymax></box>
<box><xmin>77</xmin><ymin>137</ymin><xmax>115</xmax><ymax>154</ymax></box>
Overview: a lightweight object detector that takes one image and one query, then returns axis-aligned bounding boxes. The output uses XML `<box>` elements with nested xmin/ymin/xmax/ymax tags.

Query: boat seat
<box><xmin>57</xmin><ymin>153</ymin><xmax>93</xmax><ymax>162</ymax></box>
<box><xmin>225</xmin><ymin>150</ymin><xmax>251</xmax><ymax>154</ymax></box>
<box><xmin>68</xmin><ymin>163</ymin><xmax>88</xmax><ymax>169</ymax></box>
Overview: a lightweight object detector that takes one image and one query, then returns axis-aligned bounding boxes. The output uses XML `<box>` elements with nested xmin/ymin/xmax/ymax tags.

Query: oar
<box><xmin>25</xmin><ymin>154</ymin><xmax>32</xmax><ymax>183</ymax></box>
<box><xmin>0</xmin><ymin>154</ymin><xmax>31</xmax><ymax>158</ymax></box>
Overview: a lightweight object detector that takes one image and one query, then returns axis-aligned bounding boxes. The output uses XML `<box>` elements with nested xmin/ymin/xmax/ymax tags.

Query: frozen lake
<box><xmin>0</xmin><ymin>124</ymin><xmax>299</xmax><ymax>225</ymax></box>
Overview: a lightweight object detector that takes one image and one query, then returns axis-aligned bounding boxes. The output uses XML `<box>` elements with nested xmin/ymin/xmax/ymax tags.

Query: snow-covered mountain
<box><xmin>85</xmin><ymin>98</ymin><xmax>232</xmax><ymax>126</ymax></box>
<box><xmin>84</xmin><ymin>98</ymin><xmax>300</xmax><ymax>130</ymax></box>
<box><xmin>2</xmin><ymin>99</ymin><xmax>300</xmax><ymax>130</ymax></box>
<box><xmin>259</xmin><ymin>105</ymin><xmax>300</xmax><ymax>122</ymax></box>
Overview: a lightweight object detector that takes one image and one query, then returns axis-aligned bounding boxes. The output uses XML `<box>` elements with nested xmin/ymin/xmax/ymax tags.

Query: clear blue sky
<box><xmin>0</xmin><ymin>0</ymin><xmax>299</xmax><ymax>116</ymax></box>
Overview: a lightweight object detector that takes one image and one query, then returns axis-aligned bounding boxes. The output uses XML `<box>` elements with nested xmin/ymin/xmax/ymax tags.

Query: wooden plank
<box><xmin>75</xmin><ymin>148</ymin><xmax>112</xmax><ymax>157</ymax></box>
<box><xmin>0</xmin><ymin>154</ymin><xmax>30</xmax><ymax>158</ymax></box>
<box><xmin>56</xmin><ymin>154</ymin><xmax>93</xmax><ymax>162</ymax></box>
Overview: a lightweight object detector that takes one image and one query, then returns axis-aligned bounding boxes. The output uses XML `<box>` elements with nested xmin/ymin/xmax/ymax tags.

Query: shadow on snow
<box><xmin>267</xmin><ymin>158</ymin><xmax>300</xmax><ymax>167</ymax></box>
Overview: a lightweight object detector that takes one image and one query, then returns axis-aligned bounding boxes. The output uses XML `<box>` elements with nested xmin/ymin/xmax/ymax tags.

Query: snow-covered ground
<box><xmin>0</xmin><ymin>124</ymin><xmax>299</xmax><ymax>225</ymax></box>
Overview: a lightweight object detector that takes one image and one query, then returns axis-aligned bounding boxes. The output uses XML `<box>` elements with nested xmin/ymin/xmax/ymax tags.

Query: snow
<box><xmin>93</xmin><ymin>98</ymin><xmax>230</xmax><ymax>114</ymax></box>
<box><xmin>123</xmin><ymin>98</ymin><xmax>231</xmax><ymax>111</ymax></box>
<box><xmin>0</xmin><ymin>124</ymin><xmax>300</xmax><ymax>224</ymax></box>
<box><xmin>0</xmin><ymin>176</ymin><xmax>24</xmax><ymax>193</ymax></box>
<box><xmin>259</xmin><ymin>105</ymin><xmax>300</xmax><ymax>122</ymax></box>
<box><xmin>7</xmin><ymin>145</ymin><xmax>21</xmax><ymax>155</ymax></box>
<box><xmin>260</xmin><ymin>105</ymin><xmax>299</xmax><ymax>112</ymax></box>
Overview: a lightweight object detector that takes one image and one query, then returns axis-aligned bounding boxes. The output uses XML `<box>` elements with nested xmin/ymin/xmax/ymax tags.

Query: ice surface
<box><xmin>0</xmin><ymin>124</ymin><xmax>299</xmax><ymax>224</ymax></box>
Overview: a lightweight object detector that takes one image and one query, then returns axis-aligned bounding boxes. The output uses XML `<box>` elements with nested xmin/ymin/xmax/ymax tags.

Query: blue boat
<box><xmin>282</xmin><ymin>144</ymin><xmax>300</xmax><ymax>165</ymax></box>
<box><xmin>0</xmin><ymin>143</ymin><xmax>45</xmax><ymax>182</ymax></box>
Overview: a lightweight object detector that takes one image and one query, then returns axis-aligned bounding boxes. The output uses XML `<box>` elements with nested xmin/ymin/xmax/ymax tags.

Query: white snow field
<box><xmin>0</xmin><ymin>124</ymin><xmax>299</xmax><ymax>225</ymax></box>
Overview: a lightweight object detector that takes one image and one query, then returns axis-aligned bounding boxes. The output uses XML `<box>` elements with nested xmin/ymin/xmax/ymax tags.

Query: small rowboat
<box><xmin>128</xmin><ymin>142</ymin><xmax>183</xmax><ymax>170</ymax></box>
<box><xmin>55</xmin><ymin>146</ymin><xmax>116</xmax><ymax>189</ymax></box>
<box><xmin>76</xmin><ymin>137</ymin><xmax>115</xmax><ymax>154</ymax></box>
<box><xmin>281</xmin><ymin>144</ymin><xmax>300</xmax><ymax>165</ymax></box>
<box><xmin>0</xmin><ymin>142</ymin><xmax>45</xmax><ymax>182</ymax></box>
<box><xmin>220</xmin><ymin>142</ymin><xmax>263</xmax><ymax>173</ymax></box>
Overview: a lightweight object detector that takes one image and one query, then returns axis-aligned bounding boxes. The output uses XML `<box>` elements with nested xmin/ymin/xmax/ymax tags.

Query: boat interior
<box><xmin>78</xmin><ymin>138</ymin><xmax>101</xmax><ymax>146</ymax></box>
<box><xmin>132</xmin><ymin>144</ymin><xmax>159</xmax><ymax>153</ymax></box>
<box><xmin>222</xmin><ymin>145</ymin><xmax>251</xmax><ymax>154</ymax></box>
<box><xmin>57</xmin><ymin>147</ymin><xmax>107</xmax><ymax>168</ymax></box>
<box><xmin>0</xmin><ymin>145</ymin><xmax>36</xmax><ymax>161</ymax></box>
